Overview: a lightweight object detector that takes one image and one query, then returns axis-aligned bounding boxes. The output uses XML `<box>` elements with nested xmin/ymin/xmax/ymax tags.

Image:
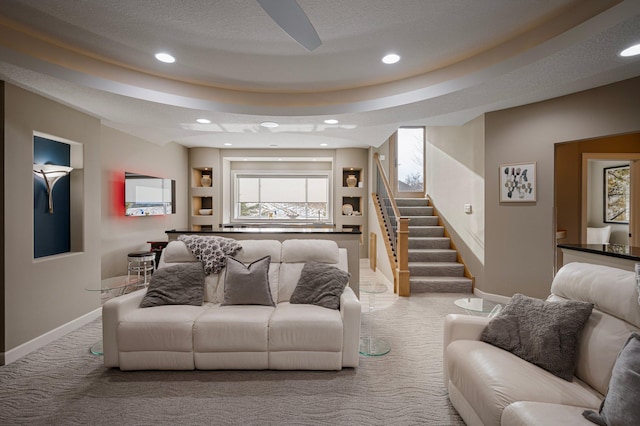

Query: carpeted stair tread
<box><xmin>403</xmin><ymin>216</ymin><xmax>439</xmax><ymax>226</ymax></box>
<box><xmin>396</xmin><ymin>198</ymin><xmax>431</xmax><ymax>206</ymax></box>
<box><xmin>410</xmin><ymin>276</ymin><xmax>473</xmax><ymax>293</ymax></box>
<box><xmin>408</xmin><ymin>226</ymin><xmax>444</xmax><ymax>237</ymax></box>
<box><xmin>408</xmin><ymin>237</ymin><xmax>451</xmax><ymax>249</ymax></box>
<box><xmin>409</xmin><ymin>262</ymin><xmax>465</xmax><ymax>276</ymax></box>
<box><xmin>399</xmin><ymin>206</ymin><xmax>434</xmax><ymax>216</ymax></box>
<box><xmin>408</xmin><ymin>249</ymin><xmax>457</xmax><ymax>262</ymax></box>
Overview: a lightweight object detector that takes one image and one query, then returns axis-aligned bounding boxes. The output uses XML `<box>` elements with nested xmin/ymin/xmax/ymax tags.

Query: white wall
<box><xmin>425</xmin><ymin>116</ymin><xmax>485</xmax><ymax>288</ymax></box>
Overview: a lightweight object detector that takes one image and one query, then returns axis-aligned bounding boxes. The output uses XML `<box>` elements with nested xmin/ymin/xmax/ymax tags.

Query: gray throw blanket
<box><xmin>177</xmin><ymin>235</ymin><xmax>242</xmax><ymax>275</ymax></box>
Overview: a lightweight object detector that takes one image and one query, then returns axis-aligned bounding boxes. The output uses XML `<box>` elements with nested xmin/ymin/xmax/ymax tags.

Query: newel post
<box><xmin>396</xmin><ymin>217</ymin><xmax>410</xmax><ymax>296</ymax></box>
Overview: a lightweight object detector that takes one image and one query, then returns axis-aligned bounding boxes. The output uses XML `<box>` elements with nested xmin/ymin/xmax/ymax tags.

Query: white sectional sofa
<box><xmin>103</xmin><ymin>239</ymin><xmax>361</xmax><ymax>371</ymax></box>
<box><xmin>444</xmin><ymin>262</ymin><xmax>640</xmax><ymax>425</ymax></box>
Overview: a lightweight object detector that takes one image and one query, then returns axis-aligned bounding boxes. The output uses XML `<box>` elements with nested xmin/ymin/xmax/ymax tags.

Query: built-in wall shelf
<box><xmin>335</xmin><ymin>151</ymin><xmax>368</xmax><ymax>258</ymax></box>
<box><xmin>189</xmin><ymin>162</ymin><xmax>216</xmax><ymax>229</ymax></box>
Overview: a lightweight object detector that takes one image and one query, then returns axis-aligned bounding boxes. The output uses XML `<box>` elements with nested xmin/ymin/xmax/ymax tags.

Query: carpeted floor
<box><xmin>0</xmin><ymin>292</ymin><xmax>466</xmax><ymax>425</ymax></box>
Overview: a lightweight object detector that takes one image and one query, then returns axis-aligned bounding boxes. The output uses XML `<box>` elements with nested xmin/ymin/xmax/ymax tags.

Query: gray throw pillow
<box><xmin>583</xmin><ymin>333</ymin><xmax>640</xmax><ymax>426</ymax></box>
<box><xmin>140</xmin><ymin>263</ymin><xmax>205</xmax><ymax>307</ymax></box>
<box><xmin>290</xmin><ymin>261</ymin><xmax>350</xmax><ymax>310</ymax></box>
<box><xmin>480</xmin><ymin>293</ymin><xmax>593</xmax><ymax>381</ymax></box>
<box><xmin>221</xmin><ymin>255</ymin><xmax>274</xmax><ymax>306</ymax></box>
<box><xmin>177</xmin><ymin>235</ymin><xmax>242</xmax><ymax>275</ymax></box>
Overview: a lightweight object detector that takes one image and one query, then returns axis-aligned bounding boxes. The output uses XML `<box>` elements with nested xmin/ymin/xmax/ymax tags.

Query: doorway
<box><xmin>390</xmin><ymin>127</ymin><xmax>425</xmax><ymax>198</ymax></box>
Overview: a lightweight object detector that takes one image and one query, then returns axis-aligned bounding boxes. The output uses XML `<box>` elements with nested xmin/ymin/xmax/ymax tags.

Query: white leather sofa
<box><xmin>444</xmin><ymin>262</ymin><xmax>640</xmax><ymax>425</ymax></box>
<box><xmin>103</xmin><ymin>239</ymin><xmax>361</xmax><ymax>371</ymax></box>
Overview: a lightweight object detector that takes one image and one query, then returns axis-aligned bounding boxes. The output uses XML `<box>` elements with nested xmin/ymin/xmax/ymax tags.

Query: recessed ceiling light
<box><xmin>382</xmin><ymin>53</ymin><xmax>400</xmax><ymax>64</ymax></box>
<box><xmin>196</xmin><ymin>118</ymin><xmax>211</xmax><ymax>124</ymax></box>
<box><xmin>260</xmin><ymin>121</ymin><xmax>279</xmax><ymax>128</ymax></box>
<box><xmin>155</xmin><ymin>52</ymin><xmax>175</xmax><ymax>63</ymax></box>
<box><xmin>223</xmin><ymin>143</ymin><xmax>232</xmax><ymax>146</ymax></box>
<box><xmin>620</xmin><ymin>43</ymin><xmax>640</xmax><ymax>57</ymax></box>
<box><xmin>278</xmin><ymin>158</ymin><xmax>283</xmax><ymax>161</ymax></box>
<box><xmin>324</xmin><ymin>119</ymin><xmax>339</xmax><ymax>124</ymax></box>
<box><xmin>320</xmin><ymin>143</ymin><xmax>328</xmax><ymax>147</ymax></box>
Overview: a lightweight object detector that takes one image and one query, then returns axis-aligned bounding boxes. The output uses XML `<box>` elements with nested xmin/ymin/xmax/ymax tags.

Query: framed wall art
<box><xmin>499</xmin><ymin>162</ymin><xmax>536</xmax><ymax>202</ymax></box>
<box><xmin>604</xmin><ymin>165</ymin><xmax>629</xmax><ymax>224</ymax></box>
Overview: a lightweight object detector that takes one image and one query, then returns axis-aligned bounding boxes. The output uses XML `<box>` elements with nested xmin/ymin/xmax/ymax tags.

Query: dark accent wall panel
<box><xmin>33</xmin><ymin>136</ymin><xmax>71</xmax><ymax>258</ymax></box>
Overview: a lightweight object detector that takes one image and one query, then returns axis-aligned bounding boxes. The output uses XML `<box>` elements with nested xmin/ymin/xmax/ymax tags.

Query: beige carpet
<box><xmin>0</xmin><ymin>292</ymin><xmax>467</xmax><ymax>425</ymax></box>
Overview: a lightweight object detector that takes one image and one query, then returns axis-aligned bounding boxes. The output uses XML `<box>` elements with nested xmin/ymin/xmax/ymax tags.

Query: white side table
<box><xmin>359</xmin><ymin>281</ymin><xmax>391</xmax><ymax>356</ymax></box>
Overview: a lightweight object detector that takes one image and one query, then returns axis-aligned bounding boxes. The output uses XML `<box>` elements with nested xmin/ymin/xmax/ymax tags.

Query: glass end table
<box><xmin>85</xmin><ymin>276</ymin><xmax>148</xmax><ymax>355</ymax></box>
<box><xmin>454</xmin><ymin>297</ymin><xmax>502</xmax><ymax>317</ymax></box>
<box><xmin>359</xmin><ymin>281</ymin><xmax>391</xmax><ymax>356</ymax></box>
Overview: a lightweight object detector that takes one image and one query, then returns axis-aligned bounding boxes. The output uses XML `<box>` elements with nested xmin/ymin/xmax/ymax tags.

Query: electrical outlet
<box><xmin>464</xmin><ymin>204</ymin><xmax>472</xmax><ymax>214</ymax></box>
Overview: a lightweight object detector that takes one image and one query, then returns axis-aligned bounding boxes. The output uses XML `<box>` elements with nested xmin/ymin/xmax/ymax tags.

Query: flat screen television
<box><xmin>125</xmin><ymin>172</ymin><xmax>175</xmax><ymax>216</ymax></box>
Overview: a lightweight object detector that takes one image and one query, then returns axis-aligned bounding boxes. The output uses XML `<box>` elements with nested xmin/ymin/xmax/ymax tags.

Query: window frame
<box><xmin>231</xmin><ymin>171</ymin><xmax>333</xmax><ymax>223</ymax></box>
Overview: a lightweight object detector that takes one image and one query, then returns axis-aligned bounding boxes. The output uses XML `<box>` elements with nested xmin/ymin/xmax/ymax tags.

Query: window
<box><xmin>234</xmin><ymin>173</ymin><xmax>330</xmax><ymax>221</ymax></box>
<box><xmin>397</xmin><ymin>127</ymin><xmax>424</xmax><ymax>192</ymax></box>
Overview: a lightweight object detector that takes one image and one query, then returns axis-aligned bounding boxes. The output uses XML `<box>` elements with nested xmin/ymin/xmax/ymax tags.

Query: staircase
<box><xmin>396</xmin><ymin>198</ymin><xmax>472</xmax><ymax>293</ymax></box>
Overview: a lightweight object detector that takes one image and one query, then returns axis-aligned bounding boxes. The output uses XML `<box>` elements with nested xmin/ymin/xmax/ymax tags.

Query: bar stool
<box><xmin>127</xmin><ymin>251</ymin><xmax>156</xmax><ymax>284</ymax></box>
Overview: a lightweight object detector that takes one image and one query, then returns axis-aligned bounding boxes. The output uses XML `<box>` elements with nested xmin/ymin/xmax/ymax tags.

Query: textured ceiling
<box><xmin>0</xmin><ymin>0</ymin><xmax>639</xmax><ymax>149</ymax></box>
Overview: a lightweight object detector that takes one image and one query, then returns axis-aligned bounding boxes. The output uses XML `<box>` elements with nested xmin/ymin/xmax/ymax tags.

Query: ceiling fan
<box><xmin>257</xmin><ymin>0</ymin><xmax>321</xmax><ymax>51</ymax></box>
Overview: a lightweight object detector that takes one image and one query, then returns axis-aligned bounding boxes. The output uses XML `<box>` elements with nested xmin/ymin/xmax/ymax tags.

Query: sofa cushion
<box><xmin>162</xmin><ymin>240</ymin><xmax>198</xmax><ymax>263</ymax></box>
<box><xmin>446</xmin><ymin>340</ymin><xmax>602</xmax><ymax>426</ymax></box>
<box><xmin>140</xmin><ymin>263</ymin><xmax>205</xmax><ymax>307</ymax></box>
<box><xmin>118</xmin><ymin>305</ymin><xmax>208</xmax><ymax>352</ymax></box>
<box><xmin>551</xmin><ymin>262</ymin><xmax>640</xmax><ymax>328</ymax></box>
<box><xmin>178</xmin><ymin>235</ymin><xmax>242</xmax><ymax>275</ymax></box>
<box><xmin>193</xmin><ymin>305</ymin><xmax>274</xmax><ymax>352</ymax></box>
<box><xmin>290</xmin><ymin>261</ymin><xmax>350</xmax><ymax>309</ymax></box>
<box><xmin>481</xmin><ymin>293</ymin><xmax>593</xmax><ymax>381</ymax></box>
<box><xmin>502</xmin><ymin>402</ymin><xmax>596</xmax><ymax>426</ymax></box>
<box><xmin>281</xmin><ymin>239</ymin><xmax>339</xmax><ymax>263</ymax></box>
<box><xmin>583</xmin><ymin>332</ymin><xmax>640</xmax><ymax>426</ymax></box>
<box><xmin>221</xmin><ymin>255</ymin><xmax>275</xmax><ymax>306</ymax></box>
<box><xmin>269</xmin><ymin>303</ymin><xmax>343</xmax><ymax>352</ymax></box>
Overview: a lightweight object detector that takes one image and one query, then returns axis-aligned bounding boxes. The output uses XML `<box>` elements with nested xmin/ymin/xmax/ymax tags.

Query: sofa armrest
<box><xmin>102</xmin><ymin>289</ymin><xmax>146</xmax><ymax>367</ymax></box>
<box><xmin>340</xmin><ymin>286</ymin><xmax>361</xmax><ymax>368</ymax></box>
<box><xmin>443</xmin><ymin>314</ymin><xmax>491</xmax><ymax>385</ymax></box>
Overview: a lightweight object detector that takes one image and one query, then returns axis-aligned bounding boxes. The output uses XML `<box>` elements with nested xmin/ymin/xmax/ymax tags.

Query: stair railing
<box><xmin>373</xmin><ymin>153</ymin><xmax>410</xmax><ymax>296</ymax></box>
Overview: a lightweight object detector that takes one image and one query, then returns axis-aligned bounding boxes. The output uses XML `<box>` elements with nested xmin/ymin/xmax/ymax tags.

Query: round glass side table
<box><xmin>454</xmin><ymin>297</ymin><xmax>502</xmax><ymax>317</ymax></box>
<box><xmin>359</xmin><ymin>281</ymin><xmax>391</xmax><ymax>356</ymax></box>
<box><xmin>85</xmin><ymin>276</ymin><xmax>148</xmax><ymax>355</ymax></box>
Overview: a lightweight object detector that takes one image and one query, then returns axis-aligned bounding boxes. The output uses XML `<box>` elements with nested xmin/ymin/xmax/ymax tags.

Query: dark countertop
<box><xmin>167</xmin><ymin>228</ymin><xmax>361</xmax><ymax>235</ymax></box>
<box><xmin>558</xmin><ymin>243</ymin><xmax>640</xmax><ymax>262</ymax></box>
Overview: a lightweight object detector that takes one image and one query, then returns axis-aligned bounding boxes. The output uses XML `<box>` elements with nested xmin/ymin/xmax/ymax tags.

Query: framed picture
<box><xmin>604</xmin><ymin>165</ymin><xmax>630</xmax><ymax>224</ymax></box>
<box><xmin>499</xmin><ymin>162</ymin><xmax>536</xmax><ymax>202</ymax></box>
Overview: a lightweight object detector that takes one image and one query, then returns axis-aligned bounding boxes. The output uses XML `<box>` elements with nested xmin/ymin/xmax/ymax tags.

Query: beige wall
<box><xmin>426</xmin><ymin>116</ymin><xmax>485</xmax><ymax>288</ymax></box>
<box><xmin>3</xmin><ymin>83</ymin><xmax>101</xmax><ymax>352</ymax></box>
<box><xmin>100</xmin><ymin>126</ymin><xmax>188</xmax><ymax>278</ymax></box>
<box><xmin>1</xmin><ymin>84</ymin><xmax>189</xmax><ymax>360</ymax></box>
<box><xmin>485</xmin><ymin>76</ymin><xmax>640</xmax><ymax>299</ymax></box>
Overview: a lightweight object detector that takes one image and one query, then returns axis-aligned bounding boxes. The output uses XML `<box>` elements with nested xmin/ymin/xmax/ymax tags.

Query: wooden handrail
<box><xmin>373</xmin><ymin>152</ymin><xmax>410</xmax><ymax>296</ymax></box>
<box><xmin>374</xmin><ymin>152</ymin><xmax>402</xmax><ymax>219</ymax></box>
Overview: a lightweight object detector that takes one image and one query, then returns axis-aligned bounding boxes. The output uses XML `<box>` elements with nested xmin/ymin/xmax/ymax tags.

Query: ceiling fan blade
<box><xmin>257</xmin><ymin>0</ymin><xmax>321</xmax><ymax>51</ymax></box>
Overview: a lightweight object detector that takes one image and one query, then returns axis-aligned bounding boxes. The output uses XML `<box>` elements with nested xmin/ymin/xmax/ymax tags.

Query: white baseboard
<box><xmin>1</xmin><ymin>307</ymin><xmax>101</xmax><ymax>365</ymax></box>
<box><xmin>473</xmin><ymin>288</ymin><xmax>511</xmax><ymax>305</ymax></box>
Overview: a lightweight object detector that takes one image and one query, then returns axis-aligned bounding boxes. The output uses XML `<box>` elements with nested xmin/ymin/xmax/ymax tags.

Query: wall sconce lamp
<box><xmin>33</xmin><ymin>164</ymin><xmax>73</xmax><ymax>213</ymax></box>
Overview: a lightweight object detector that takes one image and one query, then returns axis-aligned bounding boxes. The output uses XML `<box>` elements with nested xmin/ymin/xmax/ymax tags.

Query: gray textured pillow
<box><xmin>221</xmin><ymin>255</ymin><xmax>274</xmax><ymax>306</ymax></box>
<box><xmin>583</xmin><ymin>333</ymin><xmax>640</xmax><ymax>426</ymax></box>
<box><xmin>480</xmin><ymin>293</ymin><xmax>593</xmax><ymax>381</ymax></box>
<box><xmin>140</xmin><ymin>263</ymin><xmax>205</xmax><ymax>307</ymax></box>
<box><xmin>290</xmin><ymin>261</ymin><xmax>350</xmax><ymax>310</ymax></box>
<box><xmin>177</xmin><ymin>235</ymin><xmax>242</xmax><ymax>275</ymax></box>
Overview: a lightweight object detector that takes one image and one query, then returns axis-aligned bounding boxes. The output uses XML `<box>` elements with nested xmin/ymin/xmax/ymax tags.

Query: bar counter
<box><xmin>558</xmin><ymin>243</ymin><xmax>640</xmax><ymax>271</ymax></box>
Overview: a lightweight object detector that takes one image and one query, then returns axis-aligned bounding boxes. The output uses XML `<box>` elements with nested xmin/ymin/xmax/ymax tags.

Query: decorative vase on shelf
<box><xmin>200</xmin><ymin>174</ymin><xmax>212</xmax><ymax>187</ymax></box>
<box><xmin>346</xmin><ymin>174</ymin><xmax>357</xmax><ymax>187</ymax></box>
